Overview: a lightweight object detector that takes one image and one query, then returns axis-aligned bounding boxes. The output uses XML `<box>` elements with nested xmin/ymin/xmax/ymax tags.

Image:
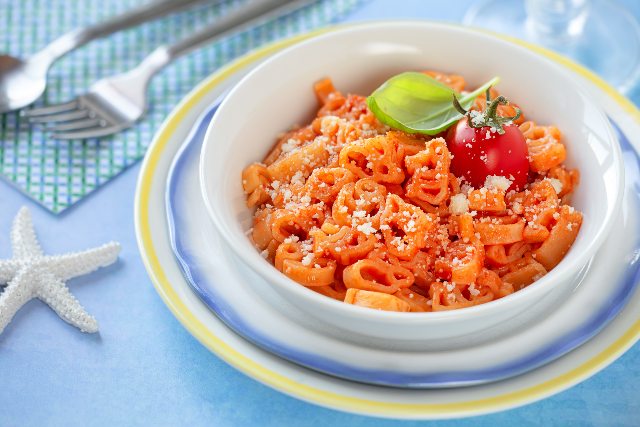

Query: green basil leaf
<box><xmin>367</xmin><ymin>72</ymin><xmax>500</xmax><ymax>135</ymax></box>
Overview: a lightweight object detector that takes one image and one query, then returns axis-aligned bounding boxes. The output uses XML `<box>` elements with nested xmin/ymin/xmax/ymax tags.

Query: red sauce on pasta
<box><xmin>241</xmin><ymin>72</ymin><xmax>582</xmax><ymax>312</ymax></box>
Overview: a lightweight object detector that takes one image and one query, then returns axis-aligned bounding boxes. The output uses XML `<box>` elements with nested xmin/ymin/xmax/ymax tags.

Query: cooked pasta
<box><xmin>241</xmin><ymin>72</ymin><xmax>582</xmax><ymax>313</ymax></box>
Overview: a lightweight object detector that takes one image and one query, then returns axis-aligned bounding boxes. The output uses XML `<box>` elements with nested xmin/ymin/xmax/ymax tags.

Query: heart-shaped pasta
<box><xmin>239</xmin><ymin>73</ymin><xmax>584</xmax><ymax>314</ymax></box>
<box><xmin>380</xmin><ymin>194</ymin><xmax>436</xmax><ymax>260</ymax></box>
<box><xmin>343</xmin><ymin>258</ymin><xmax>414</xmax><ymax>294</ymax></box>
<box><xmin>520</xmin><ymin>121</ymin><xmax>566</xmax><ymax>172</ymax></box>
<box><xmin>339</xmin><ymin>135</ymin><xmax>406</xmax><ymax>184</ymax></box>
<box><xmin>404</xmin><ymin>137</ymin><xmax>451</xmax><ymax>206</ymax></box>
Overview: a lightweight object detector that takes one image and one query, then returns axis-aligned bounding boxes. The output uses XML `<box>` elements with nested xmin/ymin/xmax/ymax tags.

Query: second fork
<box><xmin>25</xmin><ymin>0</ymin><xmax>307</xmax><ymax>140</ymax></box>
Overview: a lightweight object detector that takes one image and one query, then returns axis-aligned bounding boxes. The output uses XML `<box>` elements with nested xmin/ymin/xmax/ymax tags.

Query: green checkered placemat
<box><xmin>0</xmin><ymin>0</ymin><xmax>365</xmax><ymax>213</ymax></box>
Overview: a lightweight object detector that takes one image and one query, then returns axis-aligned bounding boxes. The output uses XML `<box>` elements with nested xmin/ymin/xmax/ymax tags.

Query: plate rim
<box><xmin>135</xmin><ymin>20</ymin><xmax>640</xmax><ymax>418</ymax></box>
<box><xmin>165</xmin><ymin>86</ymin><xmax>640</xmax><ymax>388</ymax></box>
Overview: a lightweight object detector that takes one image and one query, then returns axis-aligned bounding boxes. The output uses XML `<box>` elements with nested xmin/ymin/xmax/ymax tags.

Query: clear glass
<box><xmin>463</xmin><ymin>0</ymin><xmax>640</xmax><ymax>93</ymax></box>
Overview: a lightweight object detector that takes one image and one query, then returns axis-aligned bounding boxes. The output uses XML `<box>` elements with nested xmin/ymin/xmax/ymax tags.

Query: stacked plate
<box><xmin>135</xmin><ymin>23</ymin><xmax>640</xmax><ymax>419</ymax></box>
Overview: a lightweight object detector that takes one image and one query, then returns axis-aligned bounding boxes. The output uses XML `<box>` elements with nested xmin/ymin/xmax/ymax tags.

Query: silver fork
<box><xmin>0</xmin><ymin>0</ymin><xmax>208</xmax><ymax>113</ymax></box>
<box><xmin>24</xmin><ymin>0</ymin><xmax>306</xmax><ymax>140</ymax></box>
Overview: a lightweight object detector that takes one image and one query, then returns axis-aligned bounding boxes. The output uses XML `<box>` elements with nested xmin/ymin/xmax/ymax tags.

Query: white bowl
<box><xmin>200</xmin><ymin>22</ymin><xmax>624</xmax><ymax>345</ymax></box>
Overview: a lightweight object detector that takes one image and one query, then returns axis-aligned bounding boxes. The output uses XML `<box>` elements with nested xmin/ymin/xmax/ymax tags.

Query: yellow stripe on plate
<box><xmin>135</xmin><ymin>22</ymin><xmax>640</xmax><ymax>417</ymax></box>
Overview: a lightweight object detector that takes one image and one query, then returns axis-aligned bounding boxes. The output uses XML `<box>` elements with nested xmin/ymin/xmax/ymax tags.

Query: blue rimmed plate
<box><xmin>135</xmin><ymin>24</ymin><xmax>640</xmax><ymax>419</ymax></box>
<box><xmin>165</xmin><ymin>54</ymin><xmax>640</xmax><ymax>389</ymax></box>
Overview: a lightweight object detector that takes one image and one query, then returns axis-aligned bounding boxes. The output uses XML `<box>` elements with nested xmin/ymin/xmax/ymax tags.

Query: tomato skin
<box><xmin>445</xmin><ymin>118</ymin><xmax>529</xmax><ymax>190</ymax></box>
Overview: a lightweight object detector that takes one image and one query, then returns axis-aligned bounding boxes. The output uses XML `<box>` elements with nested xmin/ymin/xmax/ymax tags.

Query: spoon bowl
<box><xmin>0</xmin><ymin>55</ymin><xmax>47</xmax><ymax>113</ymax></box>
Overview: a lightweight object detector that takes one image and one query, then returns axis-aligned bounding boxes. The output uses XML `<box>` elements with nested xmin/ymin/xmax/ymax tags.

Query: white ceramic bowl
<box><xmin>200</xmin><ymin>22</ymin><xmax>624</xmax><ymax>345</ymax></box>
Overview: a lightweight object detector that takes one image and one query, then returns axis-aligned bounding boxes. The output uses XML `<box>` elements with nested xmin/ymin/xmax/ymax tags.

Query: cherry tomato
<box><xmin>445</xmin><ymin>118</ymin><xmax>529</xmax><ymax>190</ymax></box>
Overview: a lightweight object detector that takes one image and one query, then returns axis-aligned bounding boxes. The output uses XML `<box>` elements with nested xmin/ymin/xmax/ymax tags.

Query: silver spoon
<box><xmin>0</xmin><ymin>0</ymin><xmax>206</xmax><ymax>113</ymax></box>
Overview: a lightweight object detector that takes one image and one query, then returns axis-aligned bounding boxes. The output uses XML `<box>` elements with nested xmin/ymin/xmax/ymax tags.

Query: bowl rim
<box><xmin>199</xmin><ymin>20</ymin><xmax>625</xmax><ymax>323</ymax></box>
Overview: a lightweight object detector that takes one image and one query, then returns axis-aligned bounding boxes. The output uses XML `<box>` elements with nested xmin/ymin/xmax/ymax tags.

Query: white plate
<box><xmin>135</xmin><ymin>24</ymin><xmax>640</xmax><ymax>418</ymax></box>
<box><xmin>166</xmin><ymin>78</ymin><xmax>639</xmax><ymax>388</ymax></box>
<box><xmin>200</xmin><ymin>21</ymin><xmax>624</xmax><ymax>346</ymax></box>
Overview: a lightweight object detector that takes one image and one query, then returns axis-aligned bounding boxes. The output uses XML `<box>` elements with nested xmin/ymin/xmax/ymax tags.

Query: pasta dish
<box><xmin>241</xmin><ymin>71</ymin><xmax>582</xmax><ymax>312</ymax></box>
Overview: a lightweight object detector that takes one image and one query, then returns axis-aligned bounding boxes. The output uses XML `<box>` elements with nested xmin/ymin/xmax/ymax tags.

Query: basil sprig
<box><xmin>366</xmin><ymin>72</ymin><xmax>500</xmax><ymax>135</ymax></box>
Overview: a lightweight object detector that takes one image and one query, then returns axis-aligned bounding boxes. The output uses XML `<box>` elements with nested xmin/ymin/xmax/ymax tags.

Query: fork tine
<box><xmin>44</xmin><ymin>118</ymin><xmax>105</xmax><ymax>132</ymax></box>
<box><xmin>23</xmin><ymin>100</ymin><xmax>79</xmax><ymax>117</ymax></box>
<box><xmin>28</xmin><ymin>109</ymin><xmax>91</xmax><ymax>123</ymax></box>
<box><xmin>51</xmin><ymin>125</ymin><xmax>126</xmax><ymax>140</ymax></box>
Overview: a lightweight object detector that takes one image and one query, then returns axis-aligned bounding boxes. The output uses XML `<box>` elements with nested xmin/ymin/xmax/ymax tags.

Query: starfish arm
<box><xmin>0</xmin><ymin>269</ymin><xmax>35</xmax><ymax>334</ymax></box>
<box><xmin>37</xmin><ymin>275</ymin><xmax>98</xmax><ymax>333</ymax></box>
<box><xmin>0</xmin><ymin>259</ymin><xmax>19</xmax><ymax>284</ymax></box>
<box><xmin>10</xmin><ymin>207</ymin><xmax>43</xmax><ymax>259</ymax></box>
<box><xmin>45</xmin><ymin>242</ymin><xmax>121</xmax><ymax>281</ymax></box>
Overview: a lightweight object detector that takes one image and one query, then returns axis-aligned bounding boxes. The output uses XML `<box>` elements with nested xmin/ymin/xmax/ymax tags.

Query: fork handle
<box><xmin>131</xmin><ymin>0</ymin><xmax>309</xmax><ymax>78</ymax></box>
<box><xmin>33</xmin><ymin>0</ymin><xmax>208</xmax><ymax>65</ymax></box>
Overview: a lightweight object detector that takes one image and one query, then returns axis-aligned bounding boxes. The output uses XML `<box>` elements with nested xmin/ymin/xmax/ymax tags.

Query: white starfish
<box><xmin>0</xmin><ymin>207</ymin><xmax>120</xmax><ymax>334</ymax></box>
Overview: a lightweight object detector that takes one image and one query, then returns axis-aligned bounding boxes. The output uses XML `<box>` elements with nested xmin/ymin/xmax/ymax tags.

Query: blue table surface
<box><xmin>2</xmin><ymin>1</ymin><xmax>640</xmax><ymax>426</ymax></box>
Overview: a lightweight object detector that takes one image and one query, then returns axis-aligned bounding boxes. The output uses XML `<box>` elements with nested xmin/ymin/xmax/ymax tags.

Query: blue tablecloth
<box><xmin>1</xmin><ymin>1</ymin><xmax>639</xmax><ymax>425</ymax></box>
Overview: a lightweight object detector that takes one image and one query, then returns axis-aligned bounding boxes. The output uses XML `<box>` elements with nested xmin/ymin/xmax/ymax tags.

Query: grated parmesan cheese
<box><xmin>484</xmin><ymin>175</ymin><xmax>512</xmax><ymax>192</ymax></box>
<box><xmin>301</xmin><ymin>253</ymin><xmax>314</xmax><ymax>266</ymax></box>
<box><xmin>281</xmin><ymin>139</ymin><xmax>300</xmax><ymax>153</ymax></box>
<box><xmin>290</xmin><ymin>171</ymin><xmax>305</xmax><ymax>186</ymax></box>
<box><xmin>357</xmin><ymin>222</ymin><xmax>376</xmax><ymax>235</ymax></box>
<box><xmin>468</xmin><ymin>283</ymin><xmax>480</xmax><ymax>297</ymax></box>
<box><xmin>449</xmin><ymin>193</ymin><xmax>469</xmax><ymax>215</ymax></box>
<box><xmin>546</xmin><ymin>178</ymin><xmax>563</xmax><ymax>195</ymax></box>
